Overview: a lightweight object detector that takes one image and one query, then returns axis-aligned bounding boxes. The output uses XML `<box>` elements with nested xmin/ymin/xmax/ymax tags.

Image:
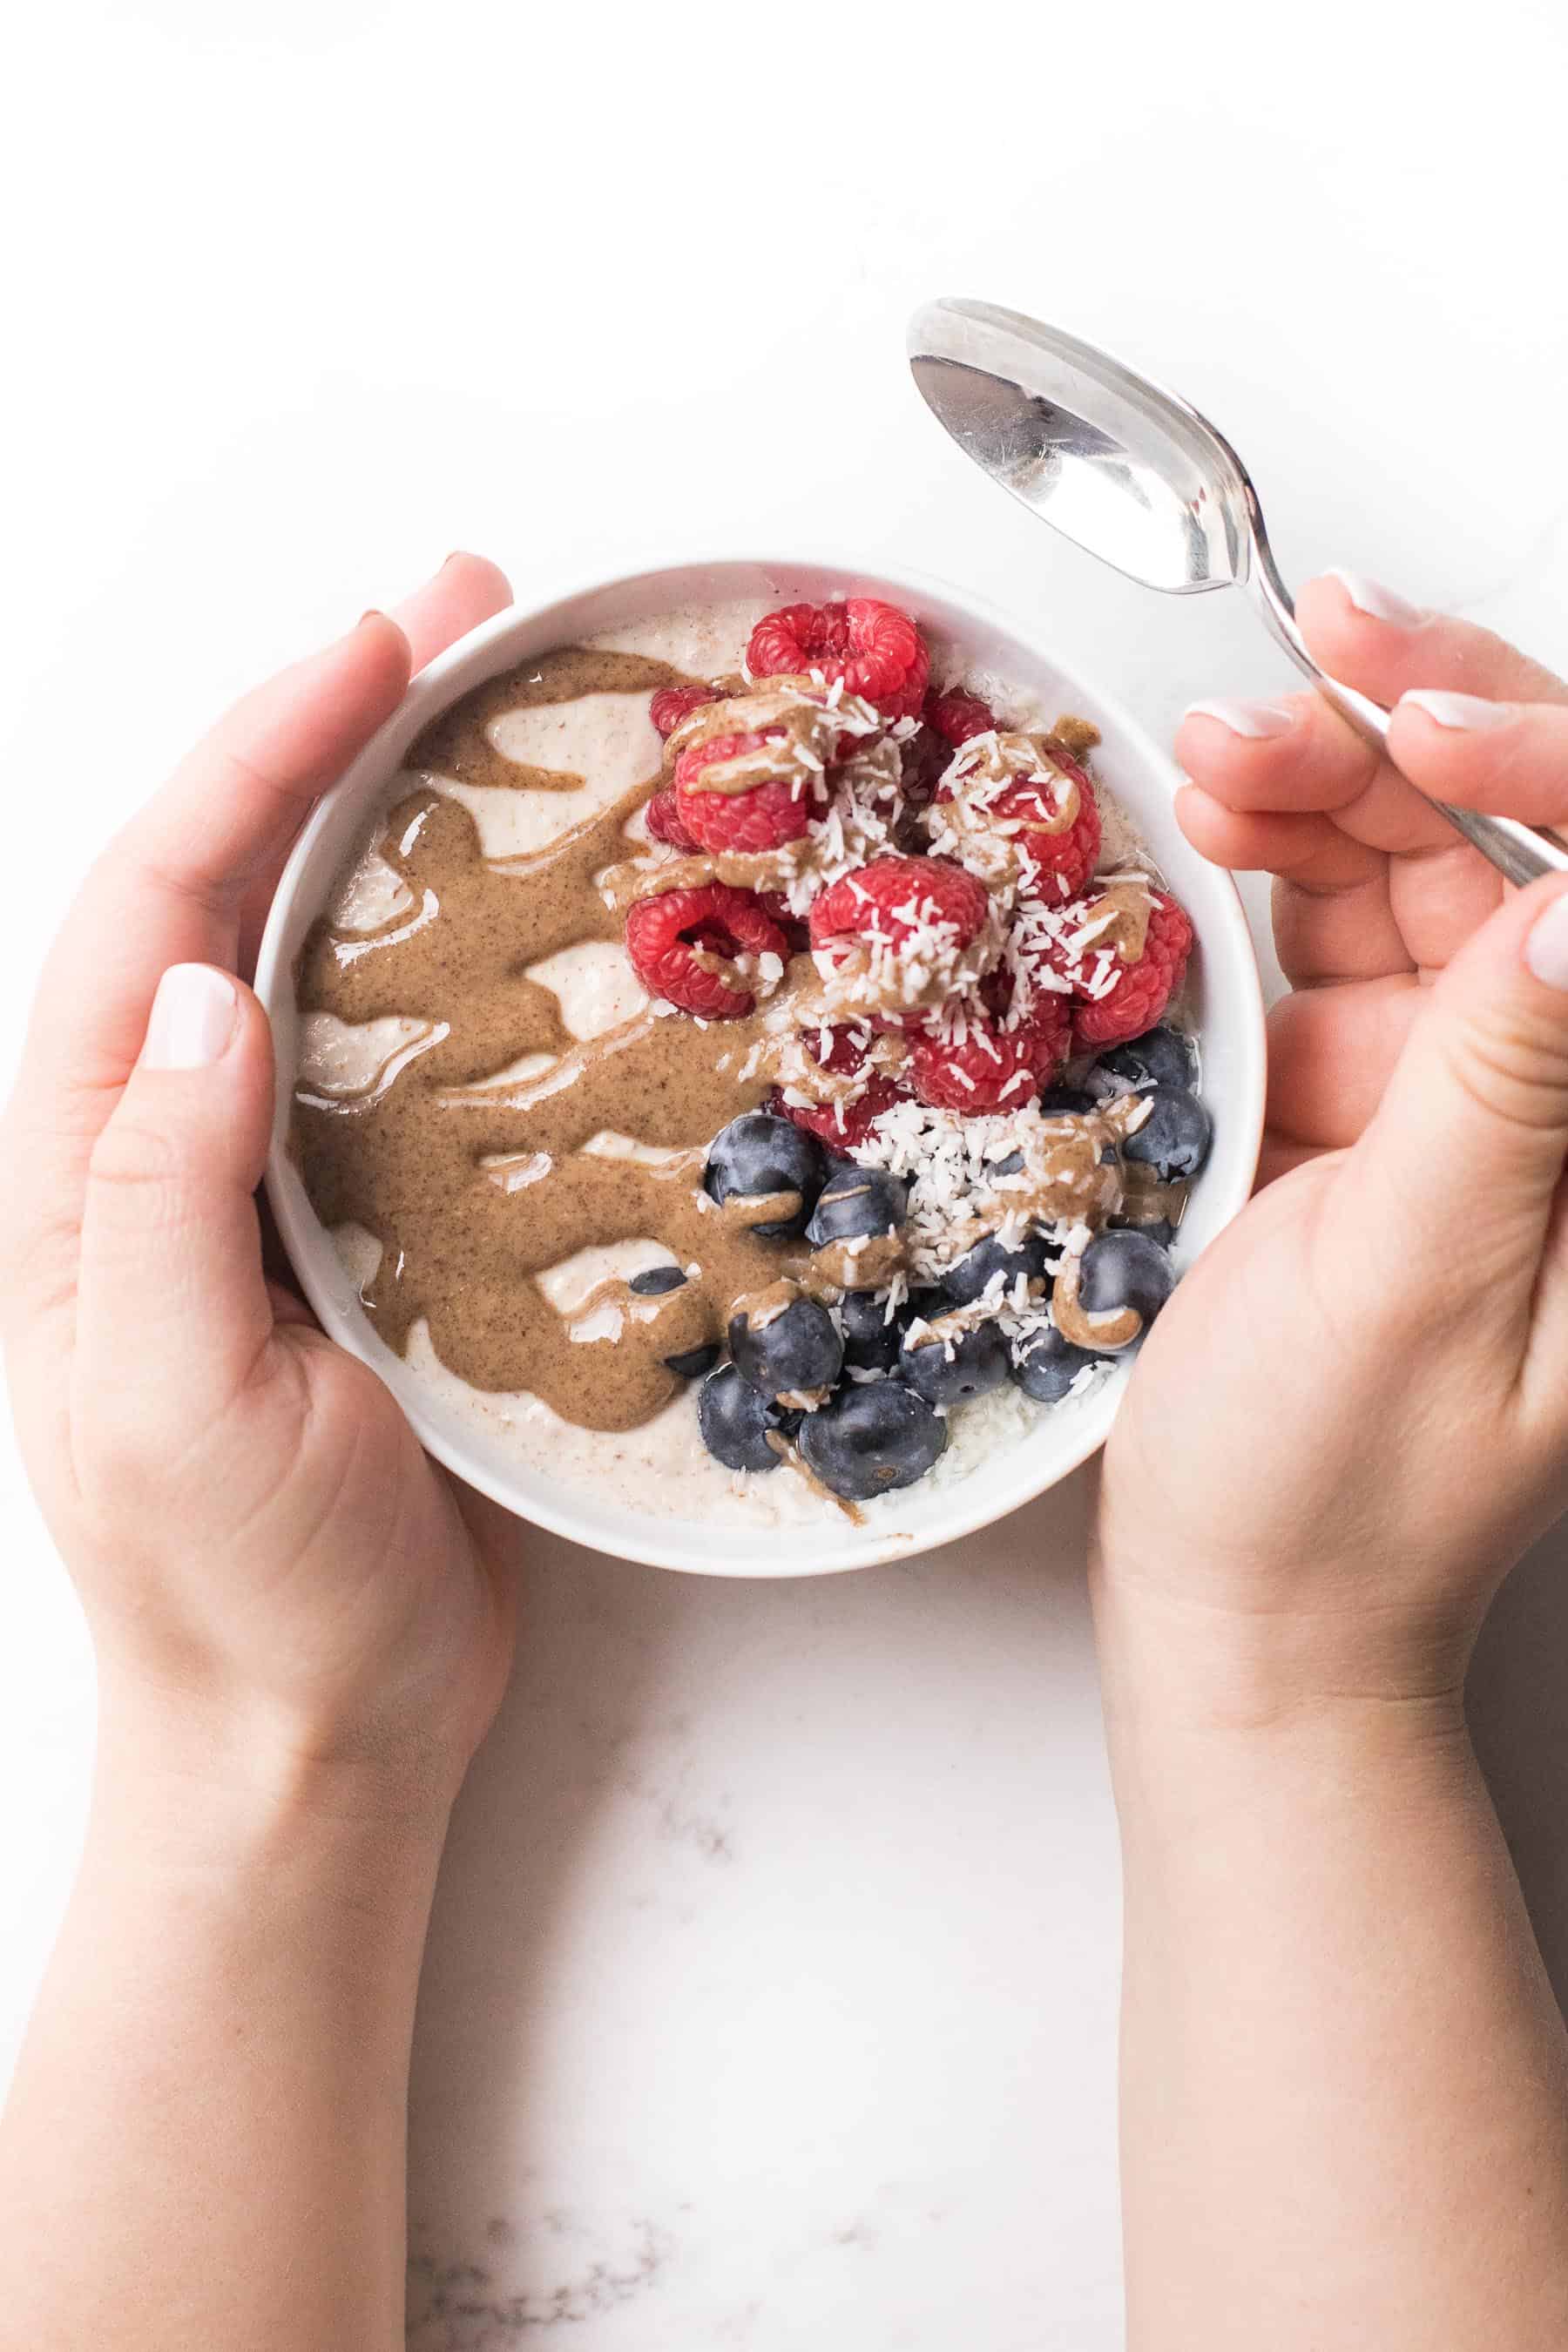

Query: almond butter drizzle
<box><xmin>663</xmin><ymin>679</ymin><xmax>868</xmax><ymax>794</ymax></box>
<box><xmin>1118</xmin><ymin>1159</ymin><xmax>1188</xmax><ymax>1230</ymax></box>
<box><xmin>1074</xmin><ymin>882</ymin><xmax>1152</xmax><ymax>964</ymax></box>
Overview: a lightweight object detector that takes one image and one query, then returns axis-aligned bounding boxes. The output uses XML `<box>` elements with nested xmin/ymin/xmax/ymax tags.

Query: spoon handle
<box><xmin>1249</xmin><ymin>554</ymin><xmax>1568</xmax><ymax>885</ymax></box>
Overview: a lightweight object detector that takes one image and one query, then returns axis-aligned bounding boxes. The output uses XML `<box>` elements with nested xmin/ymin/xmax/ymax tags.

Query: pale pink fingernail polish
<box><xmin>141</xmin><ymin>965</ymin><xmax>237</xmax><ymax>1071</ymax></box>
<box><xmin>1526</xmin><ymin>895</ymin><xmax>1568</xmax><ymax>992</ymax></box>
<box><xmin>1183</xmin><ymin>698</ymin><xmax>1297</xmax><ymax>740</ymax></box>
<box><xmin>1325</xmin><ymin>568</ymin><xmax>1426</xmax><ymax>626</ymax></box>
<box><xmin>1399</xmin><ymin>688</ymin><xmax>1516</xmax><ymax>731</ymax></box>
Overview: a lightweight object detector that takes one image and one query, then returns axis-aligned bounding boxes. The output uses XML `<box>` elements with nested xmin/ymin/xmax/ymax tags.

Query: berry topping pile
<box><xmin>614</xmin><ymin>598</ymin><xmax>1211</xmax><ymax>1504</ymax></box>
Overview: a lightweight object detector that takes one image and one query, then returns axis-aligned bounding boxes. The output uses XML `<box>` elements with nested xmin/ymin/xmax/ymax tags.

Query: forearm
<box><xmin>1096</xmin><ymin>1578</ymin><xmax>1568</xmax><ymax>2352</ymax></box>
<box><xmin>0</xmin><ymin>1697</ymin><xmax>449</xmax><ymax>2352</ymax></box>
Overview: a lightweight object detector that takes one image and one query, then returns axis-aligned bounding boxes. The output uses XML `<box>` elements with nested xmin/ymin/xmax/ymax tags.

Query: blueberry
<box><xmin>629</xmin><ymin>1265</ymin><xmax>687</xmax><ymax>1297</ymax></box>
<box><xmin>1011</xmin><ymin>1322</ymin><xmax>1102</xmax><ymax>1402</ymax></box>
<box><xmin>664</xmin><ymin>1341</ymin><xmax>721</xmax><ymax>1380</ymax></box>
<box><xmin>728</xmin><ymin>1290</ymin><xmax>844</xmax><ymax>1402</ymax></box>
<box><xmin>805</xmin><ymin>1167</ymin><xmax>909</xmax><ymax>1247</ymax></box>
<box><xmin>697</xmin><ymin>1365</ymin><xmax>802</xmax><ymax>1473</ymax></box>
<box><xmin>1122</xmin><ymin>1085</ymin><xmax>1213</xmax><ymax>1183</ymax></box>
<box><xmin>1037</xmin><ymin>1084</ymin><xmax>1097</xmax><ymax>1116</ymax></box>
<box><xmin>943</xmin><ymin>1231</ymin><xmax>1051</xmax><ymax>1307</ymax></box>
<box><xmin>798</xmin><ymin>1381</ymin><xmax>948</xmax><ymax>1499</ymax></box>
<box><xmin>900</xmin><ymin>1317</ymin><xmax>1012</xmax><ymax>1407</ymax></box>
<box><xmin>838</xmin><ymin>1288</ymin><xmax>909</xmax><ymax>1375</ymax></box>
<box><xmin>1078</xmin><ymin>1230</ymin><xmax>1175</xmax><ymax>1335</ymax></box>
<box><xmin>1112</xmin><ymin>1214</ymin><xmax>1178</xmax><ymax>1249</ymax></box>
<box><xmin>705</xmin><ymin>1112</ymin><xmax>828</xmax><ymax>1238</ymax></box>
<box><xmin>1096</xmin><ymin>1024</ymin><xmax>1195</xmax><ymax>1092</ymax></box>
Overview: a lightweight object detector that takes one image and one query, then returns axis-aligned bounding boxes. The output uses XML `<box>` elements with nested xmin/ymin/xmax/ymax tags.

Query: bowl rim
<box><xmin>255</xmin><ymin>548</ymin><xmax>1267</xmax><ymax>1576</ymax></box>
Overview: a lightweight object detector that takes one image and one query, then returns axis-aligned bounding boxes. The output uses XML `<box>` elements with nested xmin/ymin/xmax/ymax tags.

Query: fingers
<box><xmin>1352</xmin><ymin>875</ymin><xmax>1568</xmax><ymax>1343</ymax></box>
<box><xmin>1297</xmin><ymin>571</ymin><xmax>1568</xmax><ymax>714</ymax></box>
<box><xmin>389</xmin><ymin>551</ymin><xmax>511</xmax><ymax>670</ymax></box>
<box><xmin>1176</xmin><ymin>780</ymin><xmax>1414</xmax><ymax>988</ymax></box>
<box><xmin>1177</xmin><ymin>577</ymin><xmax>1568</xmax><ymax>863</ymax></box>
<box><xmin>1266</xmin><ymin>977</ymin><xmax>1423</xmax><ymax>1149</ymax></box>
<box><xmin>1256</xmin><ymin>1134</ymin><xmax>1330</xmax><ymax>1190</ymax></box>
<box><xmin>1176</xmin><ymin>692</ymin><xmax>1455</xmax><ymax>857</ymax></box>
<box><xmin>5</xmin><ymin>612</ymin><xmax>414</xmax><ymax>1350</ymax></box>
<box><xmin>24</xmin><ymin>550</ymin><xmax>516</xmax><ymax>1140</ymax></box>
<box><xmin>1178</xmin><ymin>676</ymin><xmax>1506</xmax><ymax>980</ymax></box>
<box><xmin>71</xmin><ymin>969</ymin><xmax>279</xmax><ymax>1446</ymax></box>
<box><xmin>21</xmin><ymin>612</ymin><xmax>412</xmax><ymax>1120</ymax></box>
<box><xmin>6</xmin><ymin>549</ymin><xmax>514</xmax><ymax>1410</ymax></box>
<box><xmin>1174</xmin><ymin>785</ymin><xmax>1382</xmax><ymax>891</ymax></box>
<box><xmin>1385</xmin><ymin>693</ymin><xmax>1568</xmax><ymax>830</ymax></box>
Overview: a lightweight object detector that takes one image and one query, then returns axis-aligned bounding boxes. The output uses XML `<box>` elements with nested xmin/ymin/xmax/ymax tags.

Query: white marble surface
<box><xmin>3</xmin><ymin>3</ymin><xmax>1568</xmax><ymax>2343</ymax></box>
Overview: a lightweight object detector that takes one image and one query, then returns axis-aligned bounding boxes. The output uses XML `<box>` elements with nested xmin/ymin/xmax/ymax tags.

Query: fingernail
<box><xmin>1526</xmin><ymin>895</ymin><xmax>1568</xmax><ymax>992</ymax></box>
<box><xmin>1399</xmin><ymin>688</ymin><xmax>1517</xmax><ymax>732</ymax></box>
<box><xmin>358</xmin><ymin>607</ymin><xmax>387</xmax><ymax>628</ymax></box>
<box><xmin>1184</xmin><ymin>698</ymin><xmax>1297</xmax><ymax>740</ymax></box>
<box><xmin>142</xmin><ymin>965</ymin><xmax>237</xmax><ymax>1071</ymax></box>
<box><xmin>1326</xmin><ymin>568</ymin><xmax>1426</xmax><ymax>626</ymax></box>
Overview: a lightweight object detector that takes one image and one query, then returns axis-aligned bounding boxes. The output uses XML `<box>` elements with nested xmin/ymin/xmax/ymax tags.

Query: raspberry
<box><xmin>896</xmin><ymin>723</ymin><xmax>948</xmax><ymax>810</ymax></box>
<box><xmin>924</xmin><ymin>687</ymin><xmax>997</xmax><ymax>747</ymax></box>
<box><xmin>774</xmin><ymin>1072</ymin><xmax>909</xmax><ymax>1148</ymax></box>
<box><xmin>909</xmin><ymin>1010</ymin><xmax>1062</xmax><ymax>1113</ymax></box>
<box><xmin>1001</xmin><ymin>758</ymin><xmax>1101</xmax><ymax>898</ymax></box>
<box><xmin>747</xmin><ymin>598</ymin><xmax>930</xmax><ymax>719</ymax></box>
<box><xmin>936</xmin><ymin>741</ymin><xmax>1101</xmax><ymax>900</ymax></box>
<box><xmin>771</xmin><ymin>1024</ymin><xmax>909</xmax><ymax>1146</ymax></box>
<box><xmin>673</xmin><ymin>730</ymin><xmax>818</xmax><ymax>855</ymax></box>
<box><xmin>981</xmin><ymin>966</ymin><xmax>1073</xmax><ymax>1078</ymax></box>
<box><xmin>650</xmin><ymin>684</ymin><xmax>716</xmax><ymax>739</ymax></box>
<box><xmin>756</xmin><ymin>889</ymin><xmax>811</xmax><ymax>956</ymax></box>
<box><xmin>808</xmin><ymin>1023</ymin><xmax>876</xmax><ymax>1075</ymax></box>
<box><xmin>808</xmin><ymin>854</ymin><xmax>990</xmax><ymax>957</ymax></box>
<box><xmin>624</xmin><ymin>884</ymin><xmax>788</xmax><ymax>1020</ymax></box>
<box><xmin>1071</xmin><ymin>891</ymin><xmax>1194</xmax><ymax>1051</ymax></box>
<box><xmin>645</xmin><ymin>788</ymin><xmax>699</xmax><ymax>851</ymax></box>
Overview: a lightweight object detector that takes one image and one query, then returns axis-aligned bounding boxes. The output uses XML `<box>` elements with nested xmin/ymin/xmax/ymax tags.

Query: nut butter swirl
<box><xmin>290</xmin><ymin>644</ymin><xmax>1152</xmax><ymax>1436</ymax></box>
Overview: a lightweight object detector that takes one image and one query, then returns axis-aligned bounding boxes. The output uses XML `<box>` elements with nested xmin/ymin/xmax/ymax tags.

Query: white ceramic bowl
<box><xmin>256</xmin><ymin>555</ymin><xmax>1265</xmax><ymax>1576</ymax></box>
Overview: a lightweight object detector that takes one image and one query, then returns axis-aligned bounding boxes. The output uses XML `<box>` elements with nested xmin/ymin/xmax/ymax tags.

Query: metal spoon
<box><xmin>908</xmin><ymin>296</ymin><xmax>1568</xmax><ymax>885</ymax></box>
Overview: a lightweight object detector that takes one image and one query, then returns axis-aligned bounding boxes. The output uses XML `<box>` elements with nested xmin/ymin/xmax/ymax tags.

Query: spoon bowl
<box><xmin>909</xmin><ymin>298</ymin><xmax>1253</xmax><ymax>596</ymax></box>
<box><xmin>909</xmin><ymin>296</ymin><xmax>1568</xmax><ymax>885</ymax></box>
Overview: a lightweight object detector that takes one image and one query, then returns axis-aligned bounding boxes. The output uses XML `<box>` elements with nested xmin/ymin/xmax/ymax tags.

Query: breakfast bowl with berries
<box><xmin>255</xmin><ymin>558</ymin><xmax>1266</xmax><ymax>1575</ymax></box>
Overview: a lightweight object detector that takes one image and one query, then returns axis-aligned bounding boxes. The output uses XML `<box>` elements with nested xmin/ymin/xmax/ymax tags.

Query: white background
<box><xmin>4</xmin><ymin>3</ymin><xmax>1568</xmax><ymax>2344</ymax></box>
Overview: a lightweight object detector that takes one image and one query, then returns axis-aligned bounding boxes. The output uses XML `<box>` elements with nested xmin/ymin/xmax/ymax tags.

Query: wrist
<box><xmin>1092</xmin><ymin>1570</ymin><xmax>1478</xmax><ymax>1869</ymax></box>
<box><xmin>1089</xmin><ymin>1544</ymin><xmax>1474</xmax><ymax>1745</ymax></box>
<box><xmin>91</xmin><ymin>1672</ymin><xmax>461</xmax><ymax>1889</ymax></box>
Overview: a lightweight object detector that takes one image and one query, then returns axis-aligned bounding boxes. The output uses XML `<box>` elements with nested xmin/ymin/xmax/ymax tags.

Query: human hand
<box><xmin>1096</xmin><ymin>571</ymin><xmax>1568</xmax><ymax>1720</ymax></box>
<box><xmin>1</xmin><ymin>556</ymin><xmax>521</xmax><ymax>1821</ymax></box>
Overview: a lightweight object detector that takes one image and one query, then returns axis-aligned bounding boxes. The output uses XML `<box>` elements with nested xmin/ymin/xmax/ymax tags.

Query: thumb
<box><xmin>75</xmin><ymin>964</ymin><xmax>279</xmax><ymax>1430</ymax></box>
<box><xmin>1357</xmin><ymin>877</ymin><xmax>1568</xmax><ymax>1282</ymax></box>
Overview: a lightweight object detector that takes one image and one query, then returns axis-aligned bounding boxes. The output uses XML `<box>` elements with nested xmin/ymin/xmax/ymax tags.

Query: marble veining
<box><xmin>407</xmin><ymin>2218</ymin><xmax>674</xmax><ymax>2342</ymax></box>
